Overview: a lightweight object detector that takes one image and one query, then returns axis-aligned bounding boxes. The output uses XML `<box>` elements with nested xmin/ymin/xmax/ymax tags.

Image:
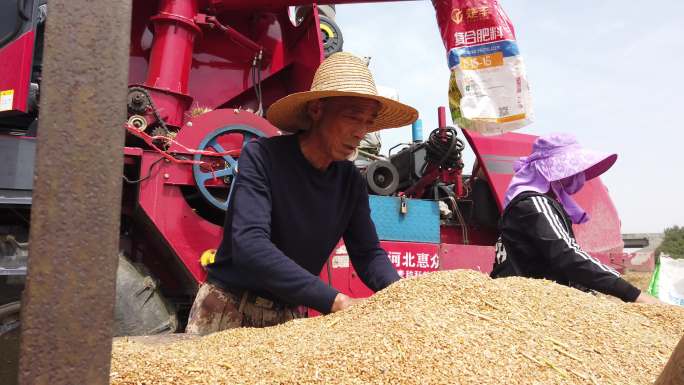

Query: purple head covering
<box><xmin>504</xmin><ymin>133</ymin><xmax>617</xmax><ymax>224</ymax></box>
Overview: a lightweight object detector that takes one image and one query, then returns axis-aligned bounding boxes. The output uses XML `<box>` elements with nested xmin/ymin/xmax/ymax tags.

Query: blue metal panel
<box><xmin>368</xmin><ymin>195</ymin><xmax>440</xmax><ymax>243</ymax></box>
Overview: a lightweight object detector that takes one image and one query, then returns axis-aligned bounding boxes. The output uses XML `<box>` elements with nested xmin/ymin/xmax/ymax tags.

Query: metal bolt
<box><xmin>163</xmin><ymin>173</ymin><xmax>170</xmax><ymax>179</ymax></box>
<box><xmin>186</xmin><ymin>121</ymin><xmax>193</xmax><ymax>127</ymax></box>
<box><xmin>127</xmin><ymin>115</ymin><xmax>147</xmax><ymax>131</ymax></box>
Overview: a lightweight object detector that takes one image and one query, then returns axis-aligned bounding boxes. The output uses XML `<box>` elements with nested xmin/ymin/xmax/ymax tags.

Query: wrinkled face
<box><xmin>307</xmin><ymin>97</ymin><xmax>381</xmax><ymax>161</ymax></box>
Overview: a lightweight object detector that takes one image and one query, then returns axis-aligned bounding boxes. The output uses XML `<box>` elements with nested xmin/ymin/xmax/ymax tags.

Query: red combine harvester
<box><xmin>0</xmin><ymin>0</ymin><xmax>625</xmax><ymax>338</ymax></box>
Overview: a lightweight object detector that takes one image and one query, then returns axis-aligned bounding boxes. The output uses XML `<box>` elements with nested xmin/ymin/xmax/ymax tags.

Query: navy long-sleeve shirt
<box><xmin>207</xmin><ymin>134</ymin><xmax>400</xmax><ymax>313</ymax></box>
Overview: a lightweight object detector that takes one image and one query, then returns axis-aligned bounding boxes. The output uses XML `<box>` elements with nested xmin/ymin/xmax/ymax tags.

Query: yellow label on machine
<box><xmin>0</xmin><ymin>89</ymin><xmax>14</xmax><ymax>112</ymax></box>
<box><xmin>459</xmin><ymin>52</ymin><xmax>503</xmax><ymax>71</ymax></box>
<box><xmin>477</xmin><ymin>113</ymin><xmax>527</xmax><ymax>123</ymax></box>
<box><xmin>200</xmin><ymin>249</ymin><xmax>217</xmax><ymax>267</ymax></box>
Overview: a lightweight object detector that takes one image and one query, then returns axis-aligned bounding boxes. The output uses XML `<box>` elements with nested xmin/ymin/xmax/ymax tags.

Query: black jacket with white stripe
<box><xmin>491</xmin><ymin>191</ymin><xmax>640</xmax><ymax>302</ymax></box>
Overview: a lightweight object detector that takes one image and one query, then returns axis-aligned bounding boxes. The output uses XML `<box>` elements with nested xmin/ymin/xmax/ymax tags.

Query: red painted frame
<box><xmin>128</xmin><ymin>1</ymin><xmax>324</xmax><ymax>127</ymax></box>
<box><xmin>0</xmin><ymin>31</ymin><xmax>35</xmax><ymax>114</ymax></box>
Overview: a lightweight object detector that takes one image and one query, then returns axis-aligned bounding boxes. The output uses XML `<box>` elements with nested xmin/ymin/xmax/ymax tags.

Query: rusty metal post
<box><xmin>17</xmin><ymin>1</ymin><xmax>132</xmax><ymax>384</ymax></box>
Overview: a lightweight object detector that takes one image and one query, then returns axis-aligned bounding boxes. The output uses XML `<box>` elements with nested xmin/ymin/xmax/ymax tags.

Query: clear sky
<box><xmin>335</xmin><ymin>0</ymin><xmax>684</xmax><ymax>233</ymax></box>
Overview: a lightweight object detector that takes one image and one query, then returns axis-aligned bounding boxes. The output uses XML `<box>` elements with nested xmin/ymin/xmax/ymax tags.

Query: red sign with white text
<box><xmin>320</xmin><ymin>241</ymin><xmax>441</xmax><ymax>300</ymax></box>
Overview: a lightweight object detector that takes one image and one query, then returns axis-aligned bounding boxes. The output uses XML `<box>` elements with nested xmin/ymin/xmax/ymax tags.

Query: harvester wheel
<box><xmin>0</xmin><ymin>301</ymin><xmax>21</xmax><ymax>385</ymax></box>
<box><xmin>0</xmin><ymin>256</ymin><xmax>176</xmax><ymax>385</ymax></box>
<box><xmin>319</xmin><ymin>15</ymin><xmax>343</xmax><ymax>57</ymax></box>
<box><xmin>192</xmin><ymin>125</ymin><xmax>267</xmax><ymax>211</ymax></box>
<box><xmin>114</xmin><ymin>255</ymin><xmax>178</xmax><ymax>336</ymax></box>
<box><xmin>317</xmin><ymin>5</ymin><xmax>336</xmax><ymax>19</ymax></box>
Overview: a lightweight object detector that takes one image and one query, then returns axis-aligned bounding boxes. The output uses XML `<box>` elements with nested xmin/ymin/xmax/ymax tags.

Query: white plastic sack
<box><xmin>649</xmin><ymin>256</ymin><xmax>684</xmax><ymax>306</ymax></box>
<box><xmin>433</xmin><ymin>0</ymin><xmax>534</xmax><ymax>135</ymax></box>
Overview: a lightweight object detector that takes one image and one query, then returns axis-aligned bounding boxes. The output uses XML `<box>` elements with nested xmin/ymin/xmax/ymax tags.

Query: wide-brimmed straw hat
<box><xmin>266</xmin><ymin>52</ymin><xmax>418</xmax><ymax>132</ymax></box>
<box><xmin>517</xmin><ymin>133</ymin><xmax>617</xmax><ymax>182</ymax></box>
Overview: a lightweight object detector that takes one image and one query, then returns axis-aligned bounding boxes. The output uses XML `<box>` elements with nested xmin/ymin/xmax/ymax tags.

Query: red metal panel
<box><xmin>438</xmin><ymin>245</ymin><xmax>623</xmax><ymax>276</ymax></box>
<box><xmin>128</xmin><ymin>5</ymin><xmax>323</xmax><ymax>120</ymax></box>
<box><xmin>462</xmin><ymin>129</ymin><xmax>535</xmax><ymax>210</ymax></box>
<box><xmin>571</xmin><ymin>179</ymin><xmax>624</xmax><ymax>254</ymax></box>
<box><xmin>123</xmin><ymin>146</ymin><xmax>143</xmax><ymax>156</ymax></box>
<box><xmin>137</xmin><ymin>151</ymin><xmax>220</xmax><ymax>283</ymax></box>
<box><xmin>320</xmin><ymin>241</ymin><xmax>441</xmax><ymax>300</ymax></box>
<box><xmin>381</xmin><ymin>241</ymin><xmax>441</xmax><ymax>279</ymax></box>
<box><xmin>440</xmin><ymin>226</ymin><xmax>499</xmax><ymax>246</ymax></box>
<box><xmin>312</xmin><ymin>240</ymin><xmax>440</xmax><ymax>316</ymax></box>
<box><xmin>0</xmin><ymin>31</ymin><xmax>35</xmax><ymax>114</ymax></box>
<box><xmin>319</xmin><ymin>241</ymin><xmax>498</xmax><ymax>302</ymax></box>
<box><xmin>439</xmin><ymin>243</ymin><xmax>495</xmax><ymax>273</ymax></box>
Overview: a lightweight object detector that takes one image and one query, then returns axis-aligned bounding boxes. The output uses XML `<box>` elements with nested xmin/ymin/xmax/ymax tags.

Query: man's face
<box><xmin>308</xmin><ymin>97</ymin><xmax>381</xmax><ymax>161</ymax></box>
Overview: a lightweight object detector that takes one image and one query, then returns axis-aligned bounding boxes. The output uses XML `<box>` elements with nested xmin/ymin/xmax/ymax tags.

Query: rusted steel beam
<box><xmin>17</xmin><ymin>1</ymin><xmax>132</xmax><ymax>384</ymax></box>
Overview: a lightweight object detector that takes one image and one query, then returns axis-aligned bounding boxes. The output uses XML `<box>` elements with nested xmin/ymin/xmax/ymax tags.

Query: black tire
<box><xmin>319</xmin><ymin>15</ymin><xmax>343</xmax><ymax>58</ymax></box>
<box><xmin>114</xmin><ymin>255</ymin><xmax>178</xmax><ymax>336</ymax></box>
<box><xmin>0</xmin><ymin>301</ymin><xmax>21</xmax><ymax>385</ymax></box>
<box><xmin>0</xmin><ymin>256</ymin><xmax>177</xmax><ymax>385</ymax></box>
<box><xmin>317</xmin><ymin>5</ymin><xmax>336</xmax><ymax>19</ymax></box>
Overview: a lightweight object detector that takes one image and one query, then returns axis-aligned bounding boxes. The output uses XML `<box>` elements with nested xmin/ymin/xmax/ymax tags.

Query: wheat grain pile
<box><xmin>623</xmin><ymin>271</ymin><xmax>654</xmax><ymax>292</ymax></box>
<box><xmin>110</xmin><ymin>270</ymin><xmax>684</xmax><ymax>385</ymax></box>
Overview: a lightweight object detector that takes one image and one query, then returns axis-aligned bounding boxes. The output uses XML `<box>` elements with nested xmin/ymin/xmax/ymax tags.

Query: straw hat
<box><xmin>266</xmin><ymin>52</ymin><xmax>418</xmax><ymax>132</ymax></box>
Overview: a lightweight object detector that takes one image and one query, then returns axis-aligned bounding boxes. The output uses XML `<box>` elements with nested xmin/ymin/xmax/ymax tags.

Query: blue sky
<box><xmin>335</xmin><ymin>0</ymin><xmax>684</xmax><ymax>233</ymax></box>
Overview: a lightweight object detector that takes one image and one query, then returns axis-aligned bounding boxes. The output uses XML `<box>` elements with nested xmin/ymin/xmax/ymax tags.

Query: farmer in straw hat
<box><xmin>491</xmin><ymin>133</ymin><xmax>660</xmax><ymax>304</ymax></box>
<box><xmin>186</xmin><ymin>52</ymin><xmax>418</xmax><ymax>334</ymax></box>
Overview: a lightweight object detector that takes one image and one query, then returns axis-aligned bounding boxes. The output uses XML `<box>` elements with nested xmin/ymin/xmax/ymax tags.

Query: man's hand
<box><xmin>330</xmin><ymin>293</ymin><xmax>365</xmax><ymax>313</ymax></box>
<box><xmin>635</xmin><ymin>292</ymin><xmax>664</xmax><ymax>304</ymax></box>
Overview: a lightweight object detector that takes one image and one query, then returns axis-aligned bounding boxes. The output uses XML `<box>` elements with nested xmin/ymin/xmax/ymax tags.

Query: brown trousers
<box><xmin>185</xmin><ymin>282</ymin><xmax>306</xmax><ymax>335</ymax></box>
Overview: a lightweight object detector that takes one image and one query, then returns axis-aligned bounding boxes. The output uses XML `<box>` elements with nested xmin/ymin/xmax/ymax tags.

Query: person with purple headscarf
<box><xmin>491</xmin><ymin>133</ymin><xmax>659</xmax><ymax>303</ymax></box>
